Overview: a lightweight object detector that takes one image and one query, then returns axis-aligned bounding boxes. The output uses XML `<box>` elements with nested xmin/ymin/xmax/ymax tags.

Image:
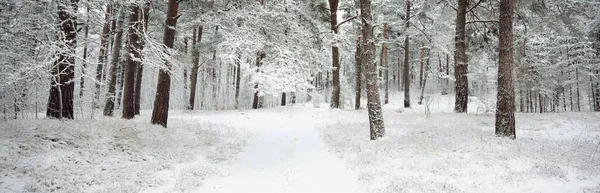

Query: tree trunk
<box><xmin>454</xmin><ymin>0</ymin><xmax>469</xmax><ymax>113</ymax></box>
<box><xmin>419</xmin><ymin>40</ymin><xmax>424</xmax><ymax>89</ymax></box>
<box><xmin>122</xmin><ymin>3</ymin><xmax>141</xmax><ymax>119</ymax></box>
<box><xmin>359</xmin><ymin>0</ymin><xmax>385</xmax><ymax>140</ymax></box>
<box><xmin>188</xmin><ymin>26</ymin><xmax>203</xmax><ymax>110</ymax></box>
<box><xmin>80</xmin><ymin>5</ymin><xmax>89</xmax><ymax>98</ymax></box>
<box><xmin>383</xmin><ymin>23</ymin><xmax>389</xmax><ymax>105</ymax></box>
<box><xmin>103</xmin><ymin>5</ymin><xmax>126</xmax><ymax>116</ymax></box>
<box><xmin>576</xmin><ymin>67</ymin><xmax>581</xmax><ymax>112</ymax></box>
<box><xmin>151</xmin><ymin>0</ymin><xmax>179</xmax><ymax>127</ymax></box>
<box><xmin>133</xmin><ymin>1</ymin><xmax>151</xmax><ymax>115</ymax></box>
<box><xmin>419</xmin><ymin>47</ymin><xmax>430</xmax><ymax>105</ymax></box>
<box><xmin>329</xmin><ymin>0</ymin><xmax>341</xmax><ymax>108</ymax></box>
<box><xmin>281</xmin><ymin>93</ymin><xmax>287</xmax><ymax>106</ymax></box>
<box><xmin>495</xmin><ymin>0</ymin><xmax>515</xmax><ymax>139</ymax></box>
<box><xmin>355</xmin><ymin>36</ymin><xmax>362</xmax><ymax>110</ymax></box>
<box><xmin>235</xmin><ymin>52</ymin><xmax>241</xmax><ymax>108</ymax></box>
<box><xmin>403</xmin><ymin>0</ymin><xmax>411</xmax><ymax>108</ymax></box>
<box><xmin>252</xmin><ymin>51</ymin><xmax>265</xmax><ymax>109</ymax></box>
<box><xmin>94</xmin><ymin>4</ymin><xmax>112</xmax><ymax>109</ymax></box>
<box><xmin>47</xmin><ymin>0</ymin><xmax>78</xmax><ymax>119</ymax></box>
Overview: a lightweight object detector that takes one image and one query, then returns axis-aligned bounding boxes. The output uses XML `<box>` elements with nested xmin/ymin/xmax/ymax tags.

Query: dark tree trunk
<box><xmin>576</xmin><ymin>67</ymin><xmax>581</xmax><ymax>112</ymax></box>
<box><xmin>454</xmin><ymin>0</ymin><xmax>469</xmax><ymax>113</ymax></box>
<box><xmin>80</xmin><ymin>6</ymin><xmax>89</xmax><ymax>98</ymax></box>
<box><xmin>383</xmin><ymin>23</ymin><xmax>389</xmax><ymax>105</ymax></box>
<box><xmin>133</xmin><ymin>1</ymin><xmax>150</xmax><ymax>115</ymax></box>
<box><xmin>151</xmin><ymin>0</ymin><xmax>179</xmax><ymax>127</ymax></box>
<box><xmin>103</xmin><ymin>6</ymin><xmax>126</xmax><ymax>116</ymax></box>
<box><xmin>403</xmin><ymin>0</ymin><xmax>411</xmax><ymax>108</ymax></box>
<box><xmin>495</xmin><ymin>0</ymin><xmax>515</xmax><ymax>139</ymax></box>
<box><xmin>47</xmin><ymin>0</ymin><xmax>78</xmax><ymax>119</ymax></box>
<box><xmin>355</xmin><ymin>36</ymin><xmax>362</xmax><ymax>110</ymax></box>
<box><xmin>94</xmin><ymin>4</ymin><xmax>112</xmax><ymax>109</ymax></box>
<box><xmin>329</xmin><ymin>0</ymin><xmax>341</xmax><ymax>108</ymax></box>
<box><xmin>419</xmin><ymin>40</ymin><xmax>424</xmax><ymax>89</ymax></box>
<box><xmin>234</xmin><ymin>52</ymin><xmax>241</xmax><ymax>108</ymax></box>
<box><xmin>122</xmin><ymin>4</ymin><xmax>141</xmax><ymax>119</ymax></box>
<box><xmin>359</xmin><ymin>0</ymin><xmax>385</xmax><ymax>140</ymax></box>
<box><xmin>595</xmin><ymin>31</ymin><xmax>600</xmax><ymax>111</ymax></box>
<box><xmin>252</xmin><ymin>51</ymin><xmax>265</xmax><ymax>109</ymax></box>
<box><xmin>188</xmin><ymin>26</ymin><xmax>203</xmax><ymax>110</ymax></box>
<box><xmin>281</xmin><ymin>92</ymin><xmax>286</xmax><ymax>106</ymax></box>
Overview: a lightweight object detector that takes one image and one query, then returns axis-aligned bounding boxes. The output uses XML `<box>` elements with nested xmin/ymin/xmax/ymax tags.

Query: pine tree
<box><xmin>151</xmin><ymin>0</ymin><xmax>179</xmax><ymax>127</ymax></box>
<box><xmin>103</xmin><ymin>5</ymin><xmax>126</xmax><ymax>116</ymax></box>
<box><xmin>122</xmin><ymin>3</ymin><xmax>141</xmax><ymax>119</ymax></box>
<box><xmin>454</xmin><ymin>0</ymin><xmax>469</xmax><ymax>113</ymax></box>
<box><xmin>47</xmin><ymin>0</ymin><xmax>78</xmax><ymax>119</ymax></box>
<box><xmin>359</xmin><ymin>0</ymin><xmax>385</xmax><ymax>140</ymax></box>
<box><xmin>495</xmin><ymin>0</ymin><xmax>516</xmax><ymax>139</ymax></box>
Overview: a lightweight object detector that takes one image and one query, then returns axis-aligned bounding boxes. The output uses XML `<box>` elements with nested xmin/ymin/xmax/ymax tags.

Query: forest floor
<box><xmin>1</xmin><ymin>95</ymin><xmax>600</xmax><ymax>193</ymax></box>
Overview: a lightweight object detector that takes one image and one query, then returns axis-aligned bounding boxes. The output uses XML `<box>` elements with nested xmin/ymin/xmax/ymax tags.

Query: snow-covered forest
<box><xmin>1</xmin><ymin>0</ymin><xmax>599</xmax><ymax>192</ymax></box>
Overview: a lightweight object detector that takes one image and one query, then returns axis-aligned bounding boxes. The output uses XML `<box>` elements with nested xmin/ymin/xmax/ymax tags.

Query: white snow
<box><xmin>1</xmin><ymin>96</ymin><xmax>599</xmax><ymax>193</ymax></box>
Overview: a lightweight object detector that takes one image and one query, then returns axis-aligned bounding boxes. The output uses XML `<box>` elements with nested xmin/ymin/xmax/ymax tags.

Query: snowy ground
<box><xmin>317</xmin><ymin>96</ymin><xmax>600</xmax><ymax>193</ymax></box>
<box><xmin>0</xmin><ymin>112</ymin><xmax>248</xmax><ymax>193</ymax></box>
<box><xmin>1</xmin><ymin>95</ymin><xmax>599</xmax><ymax>193</ymax></box>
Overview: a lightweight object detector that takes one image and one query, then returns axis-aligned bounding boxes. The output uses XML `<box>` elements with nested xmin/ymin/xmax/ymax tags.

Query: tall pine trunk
<box><xmin>355</xmin><ymin>36</ymin><xmax>362</xmax><ymax>110</ymax></box>
<box><xmin>329</xmin><ymin>0</ymin><xmax>341</xmax><ymax>108</ymax></box>
<box><xmin>122</xmin><ymin>3</ymin><xmax>141</xmax><ymax>119</ymax></box>
<box><xmin>403</xmin><ymin>0</ymin><xmax>411</xmax><ymax>108</ymax></box>
<box><xmin>79</xmin><ymin>6</ymin><xmax>89</xmax><ymax>98</ymax></box>
<box><xmin>47</xmin><ymin>0</ymin><xmax>78</xmax><ymax>119</ymax></box>
<box><xmin>383</xmin><ymin>23</ymin><xmax>389</xmax><ymax>105</ymax></box>
<box><xmin>94</xmin><ymin>4</ymin><xmax>112</xmax><ymax>109</ymax></box>
<box><xmin>188</xmin><ymin>26</ymin><xmax>203</xmax><ymax>110</ymax></box>
<box><xmin>495</xmin><ymin>0</ymin><xmax>516</xmax><ymax>139</ymax></box>
<box><xmin>133</xmin><ymin>1</ymin><xmax>151</xmax><ymax>115</ymax></box>
<box><xmin>359</xmin><ymin>0</ymin><xmax>385</xmax><ymax>140</ymax></box>
<box><xmin>103</xmin><ymin>5</ymin><xmax>126</xmax><ymax>116</ymax></box>
<box><xmin>454</xmin><ymin>0</ymin><xmax>469</xmax><ymax>113</ymax></box>
<box><xmin>151</xmin><ymin>0</ymin><xmax>179</xmax><ymax>127</ymax></box>
<box><xmin>252</xmin><ymin>52</ymin><xmax>265</xmax><ymax>109</ymax></box>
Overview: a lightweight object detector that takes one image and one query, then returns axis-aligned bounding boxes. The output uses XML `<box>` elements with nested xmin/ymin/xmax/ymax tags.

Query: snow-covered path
<box><xmin>191</xmin><ymin>108</ymin><xmax>361</xmax><ymax>193</ymax></box>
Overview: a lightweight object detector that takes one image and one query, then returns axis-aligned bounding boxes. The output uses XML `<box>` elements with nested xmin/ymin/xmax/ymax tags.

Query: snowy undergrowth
<box><xmin>317</xmin><ymin>106</ymin><xmax>600</xmax><ymax>193</ymax></box>
<box><xmin>0</xmin><ymin>114</ymin><xmax>247</xmax><ymax>193</ymax></box>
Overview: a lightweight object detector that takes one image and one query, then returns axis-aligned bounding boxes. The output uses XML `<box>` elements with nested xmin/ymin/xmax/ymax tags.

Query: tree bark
<box><xmin>359</xmin><ymin>0</ymin><xmax>385</xmax><ymax>140</ymax></box>
<box><xmin>94</xmin><ymin>4</ymin><xmax>112</xmax><ymax>109</ymax></box>
<box><xmin>235</xmin><ymin>52</ymin><xmax>241</xmax><ymax>109</ymax></box>
<box><xmin>403</xmin><ymin>0</ymin><xmax>411</xmax><ymax>108</ymax></box>
<box><xmin>79</xmin><ymin>5</ymin><xmax>89</xmax><ymax>98</ymax></box>
<box><xmin>454</xmin><ymin>0</ymin><xmax>469</xmax><ymax>113</ymax></box>
<box><xmin>329</xmin><ymin>0</ymin><xmax>341</xmax><ymax>108</ymax></box>
<box><xmin>133</xmin><ymin>1</ymin><xmax>151</xmax><ymax>115</ymax></box>
<box><xmin>495</xmin><ymin>0</ymin><xmax>516</xmax><ymax>139</ymax></box>
<box><xmin>419</xmin><ymin>47</ymin><xmax>430</xmax><ymax>105</ymax></box>
<box><xmin>383</xmin><ymin>23</ymin><xmax>389</xmax><ymax>105</ymax></box>
<box><xmin>355</xmin><ymin>36</ymin><xmax>362</xmax><ymax>110</ymax></box>
<box><xmin>103</xmin><ymin>5</ymin><xmax>126</xmax><ymax>116</ymax></box>
<box><xmin>151</xmin><ymin>0</ymin><xmax>179</xmax><ymax>127</ymax></box>
<box><xmin>122</xmin><ymin>3</ymin><xmax>141</xmax><ymax>119</ymax></box>
<box><xmin>188</xmin><ymin>26</ymin><xmax>203</xmax><ymax>110</ymax></box>
<box><xmin>47</xmin><ymin>0</ymin><xmax>78</xmax><ymax>119</ymax></box>
<box><xmin>252</xmin><ymin>51</ymin><xmax>265</xmax><ymax>109</ymax></box>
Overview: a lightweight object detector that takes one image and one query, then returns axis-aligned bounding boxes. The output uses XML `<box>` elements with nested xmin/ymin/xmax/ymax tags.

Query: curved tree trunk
<box><xmin>359</xmin><ymin>0</ymin><xmax>385</xmax><ymax>140</ymax></box>
<box><xmin>47</xmin><ymin>0</ymin><xmax>78</xmax><ymax>119</ymax></box>
<box><xmin>151</xmin><ymin>0</ymin><xmax>179</xmax><ymax>127</ymax></box>
<box><xmin>454</xmin><ymin>0</ymin><xmax>469</xmax><ymax>113</ymax></box>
